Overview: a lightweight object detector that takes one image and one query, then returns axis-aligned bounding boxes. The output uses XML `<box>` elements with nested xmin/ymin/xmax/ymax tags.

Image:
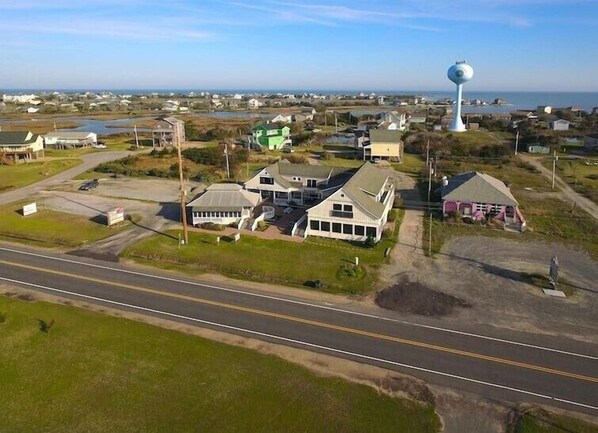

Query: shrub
<box><xmin>201</xmin><ymin>222</ymin><xmax>224</xmax><ymax>231</ymax></box>
<box><xmin>257</xmin><ymin>220</ymin><xmax>268</xmax><ymax>231</ymax></box>
<box><xmin>393</xmin><ymin>196</ymin><xmax>403</xmax><ymax>209</ymax></box>
<box><xmin>364</xmin><ymin>235</ymin><xmax>377</xmax><ymax>248</ymax></box>
<box><xmin>0</xmin><ymin>311</ymin><xmax>6</xmax><ymax>324</ymax></box>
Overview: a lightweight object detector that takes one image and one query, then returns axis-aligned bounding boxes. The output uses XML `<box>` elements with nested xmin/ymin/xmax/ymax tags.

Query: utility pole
<box><xmin>428</xmin><ymin>211</ymin><xmax>433</xmax><ymax>257</ymax></box>
<box><xmin>514</xmin><ymin>130</ymin><xmax>519</xmax><ymax>155</ymax></box>
<box><xmin>552</xmin><ymin>150</ymin><xmax>558</xmax><ymax>190</ymax></box>
<box><xmin>134</xmin><ymin>125</ymin><xmax>140</xmax><ymax>148</ymax></box>
<box><xmin>224</xmin><ymin>143</ymin><xmax>230</xmax><ymax>180</ymax></box>
<box><xmin>176</xmin><ymin>140</ymin><xmax>189</xmax><ymax>245</ymax></box>
<box><xmin>427</xmin><ymin>159</ymin><xmax>433</xmax><ymax>202</ymax></box>
<box><xmin>425</xmin><ymin>139</ymin><xmax>430</xmax><ymax>167</ymax></box>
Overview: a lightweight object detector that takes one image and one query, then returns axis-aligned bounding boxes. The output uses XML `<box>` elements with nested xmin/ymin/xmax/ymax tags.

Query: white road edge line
<box><xmin>2</xmin><ymin>275</ymin><xmax>597</xmax><ymax>413</ymax></box>
<box><xmin>1</xmin><ymin>245</ymin><xmax>597</xmax><ymax>361</ymax></box>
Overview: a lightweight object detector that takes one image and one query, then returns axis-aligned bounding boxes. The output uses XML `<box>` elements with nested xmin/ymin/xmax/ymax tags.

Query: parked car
<box><xmin>79</xmin><ymin>179</ymin><xmax>99</xmax><ymax>191</ymax></box>
<box><xmin>92</xmin><ymin>142</ymin><xmax>106</xmax><ymax>149</ymax></box>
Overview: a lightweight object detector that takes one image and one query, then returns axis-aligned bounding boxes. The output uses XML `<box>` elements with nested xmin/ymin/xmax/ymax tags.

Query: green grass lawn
<box><xmin>392</xmin><ymin>153</ymin><xmax>425</xmax><ymax>177</ymax></box>
<box><xmin>0</xmin><ymin>202</ymin><xmax>132</xmax><ymax>248</ymax></box>
<box><xmin>124</xmin><ymin>230</ymin><xmax>397</xmax><ymax>294</ymax></box>
<box><xmin>0</xmin><ymin>159</ymin><xmax>82</xmax><ymax>192</ymax></box>
<box><xmin>510</xmin><ymin>408</ymin><xmax>598</xmax><ymax>433</ymax></box>
<box><xmin>440</xmin><ymin>129</ymin><xmax>503</xmax><ymax>146</ymax></box>
<box><xmin>0</xmin><ymin>295</ymin><xmax>440</xmax><ymax>433</ymax></box>
<box><xmin>543</xmin><ymin>157</ymin><xmax>598</xmax><ymax>204</ymax></box>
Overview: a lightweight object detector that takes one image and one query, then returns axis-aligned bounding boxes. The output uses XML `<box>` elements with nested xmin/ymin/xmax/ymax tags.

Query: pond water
<box><xmin>0</xmin><ymin>111</ymin><xmax>273</xmax><ymax>135</ymax></box>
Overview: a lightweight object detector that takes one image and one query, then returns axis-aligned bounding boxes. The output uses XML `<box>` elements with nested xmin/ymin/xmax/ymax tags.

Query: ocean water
<box><xmin>3</xmin><ymin>89</ymin><xmax>598</xmax><ymax>112</ymax></box>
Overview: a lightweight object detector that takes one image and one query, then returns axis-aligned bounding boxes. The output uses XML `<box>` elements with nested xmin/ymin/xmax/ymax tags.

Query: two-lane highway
<box><xmin>0</xmin><ymin>244</ymin><xmax>597</xmax><ymax>414</ymax></box>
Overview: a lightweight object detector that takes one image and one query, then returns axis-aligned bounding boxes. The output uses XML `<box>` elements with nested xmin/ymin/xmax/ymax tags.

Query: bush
<box><xmin>364</xmin><ymin>235</ymin><xmax>377</xmax><ymax>248</ymax></box>
<box><xmin>201</xmin><ymin>222</ymin><xmax>224</xmax><ymax>231</ymax></box>
<box><xmin>257</xmin><ymin>220</ymin><xmax>268</xmax><ymax>231</ymax></box>
<box><xmin>393</xmin><ymin>196</ymin><xmax>403</xmax><ymax>209</ymax></box>
<box><xmin>0</xmin><ymin>311</ymin><xmax>6</xmax><ymax>324</ymax></box>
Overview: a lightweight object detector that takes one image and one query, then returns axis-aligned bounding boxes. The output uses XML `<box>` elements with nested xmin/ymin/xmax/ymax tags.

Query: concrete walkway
<box><xmin>518</xmin><ymin>154</ymin><xmax>598</xmax><ymax>222</ymax></box>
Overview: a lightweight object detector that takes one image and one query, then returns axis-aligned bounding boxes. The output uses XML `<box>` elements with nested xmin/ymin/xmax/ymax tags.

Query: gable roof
<box><xmin>44</xmin><ymin>131</ymin><xmax>96</xmax><ymax>140</ymax></box>
<box><xmin>253</xmin><ymin>122</ymin><xmax>287</xmax><ymax>131</ymax></box>
<box><xmin>0</xmin><ymin>131</ymin><xmax>37</xmax><ymax>145</ymax></box>
<box><xmin>369</xmin><ymin>129</ymin><xmax>403</xmax><ymax>144</ymax></box>
<box><xmin>441</xmin><ymin>171</ymin><xmax>518</xmax><ymax>206</ymax></box>
<box><xmin>187</xmin><ymin>183</ymin><xmax>261</xmax><ymax>211</ymax></box>
<box><xmin>340</xmin><ymin>162</ymin><xmax>390</xmax><ymax>218</ymax></box>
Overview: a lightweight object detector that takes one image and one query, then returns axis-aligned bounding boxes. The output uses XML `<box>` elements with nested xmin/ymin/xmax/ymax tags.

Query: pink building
<box><xmin>440</xmin><ymin>171</ymin><xmax>525</xmax><ymax>231</ymax></box>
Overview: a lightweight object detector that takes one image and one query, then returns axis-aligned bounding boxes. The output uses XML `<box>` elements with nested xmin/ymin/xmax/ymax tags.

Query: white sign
<box><xmin>233</xmin><ymin>233</ymin><xmax>241</xmax><ymax>242</ymax></box>
<box><xmin>22</xmin><ymin>203</ymin><xmax>37</xmax><ymax>216</ymax></box>
<box><xmin>107</xmin><ymin>207</ymin><xmax>125</xmax><ymax>226</ymax></box>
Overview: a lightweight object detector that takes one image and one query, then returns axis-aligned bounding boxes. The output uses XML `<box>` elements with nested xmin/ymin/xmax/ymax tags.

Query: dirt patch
<box><xmin>375</xmin><ymin>280</ymin><xmax>472</xmax><ymax>317</ymax></box>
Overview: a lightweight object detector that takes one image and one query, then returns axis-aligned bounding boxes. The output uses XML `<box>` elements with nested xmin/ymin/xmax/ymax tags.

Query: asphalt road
<box><xmin>0</xmin><ymin>243</ymin><xmax>597</xmax><ymax>415</ymax></box>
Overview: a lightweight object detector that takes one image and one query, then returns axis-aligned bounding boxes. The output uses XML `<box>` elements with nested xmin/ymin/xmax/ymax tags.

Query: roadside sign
<box><xmin>22</xmin><ymin>203</ymin><xmax>37</xmax><ymax>216</ymax></box>
<box><xmin>107</xmin><ymin>207</ymin><xmax>125</xmax><ymax>226</ymax></box>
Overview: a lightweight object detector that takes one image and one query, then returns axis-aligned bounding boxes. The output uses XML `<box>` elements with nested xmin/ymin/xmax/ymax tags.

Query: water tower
<box><xmin>447</xmin><ymin>61</ymin><xmax>474</xmax><ymax>132</ymax></box>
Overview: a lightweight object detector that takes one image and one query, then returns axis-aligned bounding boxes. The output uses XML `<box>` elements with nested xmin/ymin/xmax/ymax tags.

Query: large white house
<box><xmin>44</xmin><ymin>131</ymin><xmax>97</xmax><ymax>149</ymax></box>
<box><xmin>244</xmin><ymin>161</ymin><xmax>353</xmax><ymax>205</ymax></box>
<box><xmin>306</xmin><ymin>162</ymin><xmax>395</xmax><ymax>242</ymax></box>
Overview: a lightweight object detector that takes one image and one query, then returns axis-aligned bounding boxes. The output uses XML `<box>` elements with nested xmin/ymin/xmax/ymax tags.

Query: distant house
<box><xmin>249</xmin><ymin>123</ymin><xmax>291</xmax><ymax>150</ymax></box>
<box><xmin>511</xmin><ymin>111</ymin><xmax>538</xmax><ymax>121</ymax></box>
<box><xmin>244</xmin><ymin>161</ymin><xmax>352</xmax><ymax>205</ymax></box>
<box><xmin>301</xmin><ymin>107</ymin><xmax>316</xmax><ymax>120</ymax></box>
<box><xmin>592</xmin><ymin>107</ymin><xmax>598</xmax><ymax>115</ymax></box>
<box><xmin>187</xmin><ymin>183</ymin><xmax>261</xmax><ymax>227</ymax></box>
<box><xmin>247</xmin><ymin>98</ymin><xmax>262</xmax><ymax>109</ymax></box>
<box><xmin>407</xmin><ymin>113</ymin><xmax>427</xmax><ymax>125</ymax></box>
<box><xmin>152</xmin><ymin>116</ymin><xmax>185</xmax><ymax>148</ymax></box>
<box><xmin>550</xmin><ymin>119</ymin><xmax>570</xmax><ymax>131</ymax></box>
<box><xmin>0</xmin><ymin>131</ymin><xmax>44</xmax><ymax>164</ymax></box>
<box><xmin>584</xmin><ymin>134</ymin><xmax>598</xmax><ymax>149</ymax></box>
<box><xmin>306</xmin><ymin>162</ymin><xmax>395</xmax><ymax>242</ymax></box>
<box><xmin>271</xmin><ymin>114</ymin><xmax>292</xmax><ymax>123</ymax></box>
<box><xmin>44</xmin><ymin>131</ymin><xmax>97</xmax><ymax>149</ymax></box>
<box><xmin>537</xmin><ymin>105</ymin><xmax>552</xmax><ymax>114</ymax></box>
<box><xmin>440</xmin><ymin>171</ymin><xmax>525</xmax><ymax>230</ymax></box>
<box><xmin>363</xmin><ymin>129</ymin><xmax>403</xmax><ymax>163</ymax></box>
<box><xmin>376</xmin><ymin>111</ymin><xmax>406</xmax><ymax>131</ymax></box>
<box><xmin>527</xmin><ymin>144</ymin><xmax>550</xmax><ymax>154</ymax></box>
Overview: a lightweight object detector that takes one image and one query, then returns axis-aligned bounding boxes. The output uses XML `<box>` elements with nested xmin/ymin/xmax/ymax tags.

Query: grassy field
<box><xmin>425</xmin><ymin>159</ymin><xmax>598</xmax><ymax>259</ymax></box>
<box><xmin>544</xmin><ymin>157</ymin><xmax>598</xmax><ymax>204</ymax></box>
<box><xmin>439</xmin><ymin>129</ymin><xmax>504</xmax><ymax>146</ymax></box>
<box><xmin>392</xmin><ymin>153</ymin><xmax>426</xmax><ymax>177</ymax></box>
<box><xmin>510</xmin><ymin>408</ymin><xmax>598</xmax><ymax>433</ymax></box>
<box><xmin>0</xmin><ymin>202</ymin><xmax>132</xmax><ymax>248</ymax></box>
<box><xmin>0</xmin><ymin>159</ymin><xmax>82</xmax><ymax>192</ymax></box>
<box><xmin>124</xmin><ymin>227</ymin><xmax>398</xmax><ymax>294</ymax></box>
<box><xmin>0</xmin><ymin>295</ymin><xmax>440</xmax><ymax>433</ymax></box>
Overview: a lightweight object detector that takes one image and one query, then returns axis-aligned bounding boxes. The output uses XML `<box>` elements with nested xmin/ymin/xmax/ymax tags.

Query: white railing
<box><xmin>290</xmin><ymin>213</ymin><xmax>307</xmax><ymax>237</ymax></box>
<box><xmin>251</xmin><ymin>212</ymin><xmax>266</xmax><ymax>231</ymax></box>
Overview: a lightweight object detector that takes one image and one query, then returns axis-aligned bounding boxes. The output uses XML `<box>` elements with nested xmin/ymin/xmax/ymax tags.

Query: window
<box><xmin>321</xmin><ymin>221</ymin><xmax>330</xmax><ymax>231</ymax></box>
<box><xmin>343</xmin><ymin>224</ymin><xmax>353</xmax><ymax>235</ymax></box>
<box><xmin>355</xmin><ymin>225</ymin><xmax>365</xmax><ymax>236</ymax></box>
<box><xmin>332</xmin><ymin>223</ymin><xmax>342</xmax><ymax>233</ymax></box>
<box><xmin>260</xmin><ymin>177</ymin><xmax>274</xmax><ymax>185</ymax></box>
<box><xmin>307</xmin><ymin>179</ymin><xmax>317</xmax><ymax>188</ymax></box>
<box><xmin>366</xmin><ymin>227</ymin><xmax>376</xmax><ymax>238</ymax></box>
<box><xmin>310</xmin><ymin>220</ymin><xmax>320</xmax><ymax>231</ymax></box>
<box><xmin>331</xmin><ymin>203</ymin><xmax>353</xmax><ymax>218</ymax></box>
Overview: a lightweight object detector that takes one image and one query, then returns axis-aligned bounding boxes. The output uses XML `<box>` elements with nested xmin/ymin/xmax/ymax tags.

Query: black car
<box><xmin>79</xmin><ymin>179</ymin><xmax>99</xmax><ymax>191</ymax></box>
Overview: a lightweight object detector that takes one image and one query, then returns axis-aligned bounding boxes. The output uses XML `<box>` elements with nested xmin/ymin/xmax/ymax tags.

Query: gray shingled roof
<box><xmin>341</xmin><ymin>162</ymin><xmax>390</xmax><ymax>218</ymax></box>
<box><xmin>265</xmin><ymin>162</ymin><xmax>352</xmax><ymax>190</ymax></box>
<box><xmin>0</xmin><ymin>131</ymin><xmax>37</xmax><ymax>145</ymax></box>
<box><xmin>441</xmin><ymin>172</ymin><xmax>518</xmax><ymax>206</ymax></box>
<box><xmin>369</xmin><ymin>129</ymin><xmax>403</xmax><ymax>143</ymax></box>
<box><xmin>187</xmin><ymin>183</ymin><xmax>261</xmax><ymax>211</ymax></box>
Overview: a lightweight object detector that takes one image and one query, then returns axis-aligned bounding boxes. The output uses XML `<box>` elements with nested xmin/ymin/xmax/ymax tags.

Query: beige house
<box><xmin>363</xmin><ymin>130</ymin><xmax>403</xmax><ymax>162</ymax></box>
<box><xmin>152</xmin><ymin>116</ymin><xmax>185</xmax><ymax>148</ymax></box>
<box><xmin>0</xmin><ymin>131</ymin><xmax>44</xmax><ymax>164</ymax></box>
<box><xmin>306</xmin><ymin>162</ymin><xmax>395</xmax><ymax>242</ymax></box>
<box><xmin>44</xmin><ymin>131</ymin><xmax>97</xmax><ymax>149</ymax></box>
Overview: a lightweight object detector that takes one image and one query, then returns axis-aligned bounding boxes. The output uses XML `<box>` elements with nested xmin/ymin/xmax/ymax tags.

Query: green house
<box><xmin>250</xmin><ymin>123</ymin><xmax>292</xmax><ymax>150</ymax></box>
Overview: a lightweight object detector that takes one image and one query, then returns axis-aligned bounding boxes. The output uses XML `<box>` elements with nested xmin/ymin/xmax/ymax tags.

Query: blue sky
<box><xmin>1</xmin><ymin>0</ymin><xmax>597</xmax><ymax>91</ymax></box>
